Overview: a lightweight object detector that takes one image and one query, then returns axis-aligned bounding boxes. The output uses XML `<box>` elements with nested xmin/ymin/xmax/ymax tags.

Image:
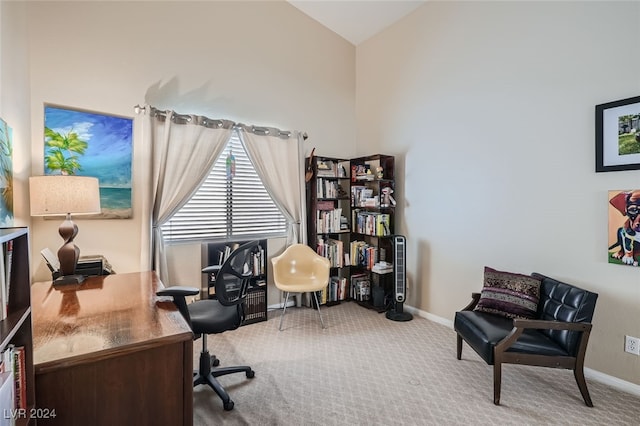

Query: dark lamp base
<box><xmin>54</xmin><ymin>274</ymin><xmax>85</xmax><ymax>286</ymax></box>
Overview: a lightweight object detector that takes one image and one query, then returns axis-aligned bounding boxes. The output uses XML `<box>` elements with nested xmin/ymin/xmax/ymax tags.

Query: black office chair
<box><xmin>157</xmin><ymin>240</ymin><xmax>259</xmax><ymax>411</ymax></box>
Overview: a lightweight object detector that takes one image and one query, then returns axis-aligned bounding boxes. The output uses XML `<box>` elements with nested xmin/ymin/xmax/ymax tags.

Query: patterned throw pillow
<box><xmin>474</xmin><ymin>266</ymin><xmax>541</xmax><ymax>319</ymax></box>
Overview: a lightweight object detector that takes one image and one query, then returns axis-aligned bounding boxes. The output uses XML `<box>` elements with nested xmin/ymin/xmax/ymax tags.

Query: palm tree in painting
<box><xmin>44</xmin><ymin>127</ymin><xmax>88</xmax><ymax>175</ymax></box>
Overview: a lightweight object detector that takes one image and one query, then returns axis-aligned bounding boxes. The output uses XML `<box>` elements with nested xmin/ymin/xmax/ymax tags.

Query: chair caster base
<box><xmin>223</xmin><ymin>400</ymin><xmax>234</xmax><ymax>411</ymax></box>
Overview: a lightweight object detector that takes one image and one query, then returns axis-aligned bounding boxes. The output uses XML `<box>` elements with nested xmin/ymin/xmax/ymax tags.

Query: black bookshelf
<box><xmin>201</xmin><ymin>240</ymin><xmax>267</xmax><ymax>325</ymax></box>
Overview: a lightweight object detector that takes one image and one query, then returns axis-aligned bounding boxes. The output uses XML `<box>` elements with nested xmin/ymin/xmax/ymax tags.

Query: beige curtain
<box><xmin>146</xmin><ymin>107</ymin><xmax>234</xmax><ymax>283</ymax></box>
<box><xmin>240</xmin><ymin>127</ymin><xmax>306</xmax><ymax>245</ymax></box>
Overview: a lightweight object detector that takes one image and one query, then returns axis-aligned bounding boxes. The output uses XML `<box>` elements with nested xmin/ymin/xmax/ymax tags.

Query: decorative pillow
<box><xmin>474</xmin><ymin>266</ymin><xmax>541</xmax><ymax>319</ymax></box>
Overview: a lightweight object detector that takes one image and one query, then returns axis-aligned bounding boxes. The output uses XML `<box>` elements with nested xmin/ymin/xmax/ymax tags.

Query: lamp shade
<box><xmin>29</xmin><ymin>175</ymin><xmax>101</xmax><ymax>216</ymax></box>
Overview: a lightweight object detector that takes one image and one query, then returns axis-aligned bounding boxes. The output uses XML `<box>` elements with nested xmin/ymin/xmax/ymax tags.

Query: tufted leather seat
<box><xmin>454</xmin><ymin>272</ymin><xmax>598</xmax><ymax>406</ymax></box>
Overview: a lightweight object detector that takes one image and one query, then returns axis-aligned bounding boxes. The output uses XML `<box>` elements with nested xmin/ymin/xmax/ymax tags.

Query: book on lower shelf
<box><xmin>0</xmin><ymin>344</ymin><xmax>26</xmax><ymax>414</ymax></box>
<box><xmin>0</xmin><ymin>371</ymin><xmax>14</xmax><ymax>426</ymax></box>
<box><xmin>350</xmin><ymin>273</ymin><xmax>371</xmax><ymax>302</ymax></box>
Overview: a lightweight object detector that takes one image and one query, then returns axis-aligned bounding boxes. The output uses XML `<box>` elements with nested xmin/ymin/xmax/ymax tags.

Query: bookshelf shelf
<box><xmin>0</xmin><ymin>227</ymin><xmax>34</xmax><ymax>425</ymax></box>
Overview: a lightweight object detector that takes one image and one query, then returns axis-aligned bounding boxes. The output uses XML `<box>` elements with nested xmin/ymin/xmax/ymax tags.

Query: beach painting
<box><xmin>44</xmin><ymin>105</ymin><xmax>133</xmax><ymax>219</ymax></box>
<box><xmin>0</xmin><ymin>117</ymin><xmax>14</xmax><ymax>226</ymax></box>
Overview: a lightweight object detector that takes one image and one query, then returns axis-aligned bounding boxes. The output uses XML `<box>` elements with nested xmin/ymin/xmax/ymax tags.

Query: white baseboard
<box><xmin>267</xmin><ymin>299</ymin><xmax>296</xmax><ymax>311</ymax></box>
<box><xmin>583</xmin><ymin>367</ymin><xmax>640</xmax><ymax>397</ymax></box>
<box><xmin>405</xmin><ymin>304</ymin><xmax>640</xmax><ymax>398</ymax></box>
<box><xmin>405</xmin><ymin>305</ymin><xmax>453</xmax><ymax>328</ymax></box>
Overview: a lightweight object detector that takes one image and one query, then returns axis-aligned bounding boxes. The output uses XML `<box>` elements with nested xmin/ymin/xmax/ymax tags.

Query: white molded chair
<box><xmin>271</xmin><ymin>244</ymin><xmax>330</xmax><ymax>331</ymax></box>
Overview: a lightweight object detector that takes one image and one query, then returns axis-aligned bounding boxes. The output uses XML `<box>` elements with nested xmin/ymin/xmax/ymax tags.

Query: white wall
<box><xmin>25</xmin><ymin>0</ymin><xmax>357</xmax><ymax>300</ymax></box>
<box><xmin>16</xmin><ymin>0</ymin><xmax>640</xmax><ymax>389</ymax></box>
<box><xmin>0</xmin><ymin>0</ymin><xmax>30</xmax><ymax>228</ymax></box>
<box><xmin>357</xmin><ymin>1</ymin><xmax>640</xmax><ymax>384</ymax></box>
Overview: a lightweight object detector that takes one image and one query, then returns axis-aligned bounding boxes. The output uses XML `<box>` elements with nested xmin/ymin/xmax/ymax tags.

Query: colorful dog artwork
<box><xmin>608</xmin><ymin>190</ymin><xmax>640</xmax><ymax>266</ymax></box>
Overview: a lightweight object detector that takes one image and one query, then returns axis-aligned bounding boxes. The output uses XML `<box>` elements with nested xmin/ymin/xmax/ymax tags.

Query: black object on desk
<box><xmin>41</xmin><ymin>248</ymin><xmax>114</xmax><ymax>281</ymax></box>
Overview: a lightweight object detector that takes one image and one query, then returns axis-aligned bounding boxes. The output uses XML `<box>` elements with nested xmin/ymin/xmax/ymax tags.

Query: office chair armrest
<box><xmin>202</xmin><ymin>265</ymin><xmax>222</xmax><ymax>274</ymax></box>
<box><xmin>157</xmin><ymin>286</ymin><xmax>199</xmax><ymax>326</ymax></box>
<box><xmin>157</xmin><ymin>286</ymin><xmax>200</xmax><ymax>298</ymax></box>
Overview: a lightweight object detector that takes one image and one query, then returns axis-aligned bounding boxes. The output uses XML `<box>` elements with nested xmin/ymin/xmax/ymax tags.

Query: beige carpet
<box><xmin>193</xmin><ymin>302</ymin><xmax>640</xmax><ymax>425</ymax></box>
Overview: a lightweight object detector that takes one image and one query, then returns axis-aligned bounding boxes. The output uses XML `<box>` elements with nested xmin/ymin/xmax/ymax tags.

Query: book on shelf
<box><xmin>0</xmin><ymin>344</ymin><xmax>26</xmax><ymax>413</ymax></box>
<box><xmin>317</xmin><ymin>178</ymin><xmax>342</xmax><ymax>198</ymax></box>
<box><xmin>316</xmin><ymin>208</ymin><xmax>342</xmax><ymax>234</ymax></box>
<box><xmin>13</xmin><ymin>346</ymin><xmax>26</xmax><ymax>410</ymax></box>
<box><xmin>328</xmin><ymin>276</ymin><xmax>348</xmax><ymax>302</ymax></box>
<box><xmin>372</xmin><ymin>261</ymin><xmax>393</xmax><ymax>274</ymax></box>
<box><xmin>350</xmin><ymin>273</ymin><xmax>371</xmax><ymax>301</ymax></box>
<box><xmin>0</xmin><ymin>371</ymin><xmax>14</xmax><ymax>426</ymax></box>
<box><xmin>316</xmin><ymin>160</ymin><xmax>336</xmax><ymax>177</ymax></box>
<box><xmin>316</xmin><ymin>237</ymin><xmax>344</xmax><ymax>268</ymax></box>
<box><xmin>250</xmin><ymin>245</ymin><xmax>265</xmax><ymax>276</ymax></box>
<box><xmin>352</xmin><ymin>210</ymin><xmax>391</xmax><ymax>237</ymax></box>
<box><xmin>349</xmin><ymin>240</ymin><xmax>378</xmax><ymax>270</ymax></box>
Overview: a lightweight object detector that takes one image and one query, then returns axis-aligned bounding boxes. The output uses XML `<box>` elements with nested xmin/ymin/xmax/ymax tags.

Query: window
<box><xmin>161</xmin><ymin>130</ymin><xmax>287</xmax><ymax>242</ymax></box>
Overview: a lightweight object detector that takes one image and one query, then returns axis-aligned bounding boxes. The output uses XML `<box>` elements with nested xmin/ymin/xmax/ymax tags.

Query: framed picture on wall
<box><xmin>44</xmin><ymin>104</ymin><xmax>133</xmax><ymax>219</ymax></box>
<box><xmin>608</xmin><ymin>189</ymin><xmax>640</xmax><ymax>267</ymax></box>
<box><xmin>0</xmin><ymin>117</ymin><xmax>13</xmax><ymax>226</ymax></box>
<box><xmin>595</xmin><ymin>95</ymin><xmax>640</xmax><ymax>172</ymax></box>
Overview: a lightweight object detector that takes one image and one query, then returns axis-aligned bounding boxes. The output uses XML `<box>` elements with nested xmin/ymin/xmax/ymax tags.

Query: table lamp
<box><xmin>29</xmin><ymin>175</ymin><xmax>101</xmax><ymax>286</ymax></box>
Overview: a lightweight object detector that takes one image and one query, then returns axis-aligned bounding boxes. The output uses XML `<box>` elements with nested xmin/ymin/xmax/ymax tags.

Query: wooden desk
<box><xmin>31</xmin><ymin>272</ymin><xmax>193</xmax><ymax>426</ymax></box>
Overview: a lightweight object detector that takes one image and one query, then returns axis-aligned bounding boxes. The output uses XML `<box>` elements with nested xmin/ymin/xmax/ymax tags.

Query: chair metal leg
<box><xmin>193</xmin><ymin>333</ymin><xmax>255</xmax><ymax>411</ymax></box>
<box><xmin>279</xmin><ymin>291</ymin><xmax>290</xmax><ymax>331</ymax></box>
<box><xmin>312</xmin><ymin>291</ymin><xmax>325</xmax><ymax>329</ymax></box>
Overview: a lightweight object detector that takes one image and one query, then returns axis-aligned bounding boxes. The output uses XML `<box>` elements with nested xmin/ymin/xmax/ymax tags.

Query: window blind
<box><xmin>161</xmin><ymin>131</ymin><xmax>287</xmax><ymax>242</ymax></box>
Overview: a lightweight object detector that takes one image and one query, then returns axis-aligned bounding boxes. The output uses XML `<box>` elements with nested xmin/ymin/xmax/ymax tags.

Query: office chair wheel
<box><xmin>223</xmin><ymin>400</ymin><xmax>234</xmax><ymax>411</ymax></box>
<box><xmin>246</xmin><ymin>370</ymin><xmax>255</xmax><ymax>379</ymax></box>
<box><xmin>211</xmin><ymin>355</ymin><xmax>220</xmax><ymax>367</ymax></box>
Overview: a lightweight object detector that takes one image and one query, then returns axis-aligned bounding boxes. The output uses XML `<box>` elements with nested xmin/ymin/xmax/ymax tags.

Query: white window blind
<box><xmin>161</xmin><ymin>131</ymin><xmax>287</xmax><ymax>242</ymax></box>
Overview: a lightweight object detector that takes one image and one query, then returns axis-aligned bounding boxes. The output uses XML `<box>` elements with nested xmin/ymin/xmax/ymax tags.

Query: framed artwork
<box><xmin>44</xmin><ymin>105</ymin><xmax>133</xmax><ymax>219</ymax></box>
<box><xmin>608</xmin><ymin>190</ymin><xmax>640</xmax><ymax>267</ymax></box>
<box><xmin>595</xmin><ymin>95</ymin><xmax>640</xmax><ymax>172</ymax></box>
<box><xmin>0</xmin><ymin>117</ymin><xmax>13</xmax><ymax>226</ymax></box>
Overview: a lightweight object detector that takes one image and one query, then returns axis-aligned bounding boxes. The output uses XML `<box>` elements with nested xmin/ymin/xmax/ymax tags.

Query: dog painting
<box><xmin>608</xmin><ymin>190</ymin><xmax>640</xmax><ymax>266</ymax></box>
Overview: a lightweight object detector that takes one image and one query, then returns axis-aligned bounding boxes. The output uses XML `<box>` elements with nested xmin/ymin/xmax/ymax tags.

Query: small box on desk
<box><xmin>76</xmin><ymin>255</ymin><xmax>114</xmax><ymax>277</ymax></box>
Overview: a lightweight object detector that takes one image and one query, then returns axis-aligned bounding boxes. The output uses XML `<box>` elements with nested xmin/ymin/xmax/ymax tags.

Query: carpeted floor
<box><xmin>193</xmin><ymin>302</ymin><xmax>640</xmax><ymax>425</ymax></box>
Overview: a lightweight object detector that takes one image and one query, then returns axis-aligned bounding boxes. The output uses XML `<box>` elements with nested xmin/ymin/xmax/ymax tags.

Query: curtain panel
<box><xmin>142</xmin><ymin>106</ymin><xmax>306</xmax><ymax>284</ymax></box>
<box><xmin>146</xmin><ymin>108</ymin><xmax>233</xmax><ymax>283</ymax></box>
<box><xmin>241</xmin><ymin>127</ymin><xmax>306</xmax><ymax>245</ymax></box>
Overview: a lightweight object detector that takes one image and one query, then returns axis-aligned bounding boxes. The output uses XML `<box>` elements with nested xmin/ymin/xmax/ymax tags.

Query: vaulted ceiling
<box><xmin>288</xmin><ymin>1</ymin><xmax>426</xmax><ymax>45</ymax></box>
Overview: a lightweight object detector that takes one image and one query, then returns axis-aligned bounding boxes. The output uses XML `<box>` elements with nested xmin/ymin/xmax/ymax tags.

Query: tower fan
<box><xmin>386</xmin><ymin>235</ymin><xmax>413</xmax><ymax>322</ymax></box>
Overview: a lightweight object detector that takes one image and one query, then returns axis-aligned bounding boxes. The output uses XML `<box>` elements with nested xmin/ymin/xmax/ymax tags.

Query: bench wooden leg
<box><xmin>493</xmin><ymin>362</ymin><xmax>502</xmax><ymax>405</ymax></box>
<box><xmin>574</xmin><ymin>367</ymin><xmax>593</xmax><ymax>407</ymax></box>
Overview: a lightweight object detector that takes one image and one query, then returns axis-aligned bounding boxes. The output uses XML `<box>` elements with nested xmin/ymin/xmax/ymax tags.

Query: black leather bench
<box><xmin>454</xmin><ymin>272</ymin><xmax>598</xmax><ymax>406</ymax></box>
